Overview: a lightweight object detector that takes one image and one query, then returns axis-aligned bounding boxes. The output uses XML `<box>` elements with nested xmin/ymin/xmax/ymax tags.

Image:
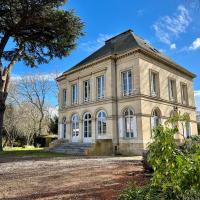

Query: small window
<box><xmin>168</xmin><ymin>79</ymin><xmax>176</xmax><ymax>101</ymax></box>
<box><xmin>83</xmin><ymin>80</ymin><xmax>91</xmax><ymax>102</ymax></box>
<box><xmin>150</xmin><ymin>71</ymin><xmax>159</xmax><ymax>97</ymax></box>
<box><xmin>72</xmin><ymin>84</ymin><xmax>78</xmax><ymax>105</ymax></box>
<box><xmin>62</xmin><ymin>89</ymin><xmax>67</xmax><ymax>106</ymax></box>
<box><xmin>122</xmin><ymin>70</ymin><xmax>132</xmax><ymax>96</ymax></box>
<box><xmin>97</xmin><ymin>75</ymin><xmax>105</xmax><ymax>99</ymax></box>
<box><xmin>181</xmin><ymin>83</ymin><xmax>188</xmax><ymax>105</ymax></box>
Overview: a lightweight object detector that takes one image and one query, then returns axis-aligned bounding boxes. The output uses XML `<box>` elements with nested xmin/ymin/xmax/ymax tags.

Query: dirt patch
<box><xmin>0</xmin><ymin>156</ymin><xmax>149</xmax><ymax>200</ymax></box>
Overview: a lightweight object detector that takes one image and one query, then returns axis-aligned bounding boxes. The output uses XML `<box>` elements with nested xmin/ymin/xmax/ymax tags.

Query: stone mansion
<box><xmin>56</xmin><ymin>30</ymin><xmax>197</xmax><ymax>155</ymax></box>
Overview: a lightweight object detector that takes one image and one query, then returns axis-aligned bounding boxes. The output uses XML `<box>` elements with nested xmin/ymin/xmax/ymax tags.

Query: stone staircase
<box><xmin>49</xmin><ymin>142</ymin><xmax>92</xmax><ymax>156</ymax></box>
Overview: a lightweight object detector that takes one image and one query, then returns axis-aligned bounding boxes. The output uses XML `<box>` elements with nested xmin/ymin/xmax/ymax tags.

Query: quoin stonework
<box><xmin>56</xmin><ymin>30</ymin><xmax>198</xmax><ymax>155</ymax></box>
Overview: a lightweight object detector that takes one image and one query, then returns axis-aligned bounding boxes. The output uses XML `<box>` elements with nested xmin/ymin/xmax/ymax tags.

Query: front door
<box><xmin>72</xmin><ymin>129</ymin><xmax>79</xmax><ymax>142</ymax></box>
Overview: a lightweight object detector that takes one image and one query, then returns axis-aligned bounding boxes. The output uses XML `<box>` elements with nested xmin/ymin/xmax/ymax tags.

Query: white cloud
<box><xmin>153</xmin><ymin>5</ymin><xmax>191</xmax><ymax>48</ymax></box>
<box><xmin>80</xmin><ymin>33</ymin><xmax>113</xmax><ymax>53</ymax></box>
<box><xmin>170</xmin><ymin>43</ymin><xmax>176</xmax><ymax>49</ymax></box>
<box><xmin>195</xmin><ymin>90</ymin><xmax>200</xmax><ymax>111</ymax></box>
<box><xmin>11</xmin><ymin>72</ymin><xmax>61</xmax><ymax>82</ymax></box>
<box><xmin>189</xmin><ymin>38</ymin><xmax>200</xmax><ymax>50</ymax></box>
<box><xmin>137</xmin><ymin>9</ymin><xmax>144</xmax><ymax>16</ymax></box>
<box><xmin>48</xmin><ymin>106</ymin><xmax>58</xmax><ymax>117</ymax></box>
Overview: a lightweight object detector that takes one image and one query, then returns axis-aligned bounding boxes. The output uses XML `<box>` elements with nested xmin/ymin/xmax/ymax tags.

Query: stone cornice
<box><xmin>56</xmin><ymin>47</ymin><xmax>196</xmax><ymax>82</ymax></box>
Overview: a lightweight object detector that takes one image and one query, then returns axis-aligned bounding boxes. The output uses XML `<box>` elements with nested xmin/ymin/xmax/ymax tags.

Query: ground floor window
<box><xmin>72</xmin><ymin>114</ymin><xmax>79</xmax><ymax>138</ymax></box>
<box><xmin>97</xmin><ymin>111</ymin><xmax>106</xmax><ymax>135</ymax></box>
<box><xmin>151</xmin><ymin>108</ymin><xmax>161</xmax><ymax>130</ymax></box>
<box><xmin>124</xmin><ymin>108</ymin><xmax>136</xmax><ymax>138</ymax></box>
<box><xmin>83</xmin><ymin>113</ymin><xmax>92</xmax><ymax>138</ymax></box>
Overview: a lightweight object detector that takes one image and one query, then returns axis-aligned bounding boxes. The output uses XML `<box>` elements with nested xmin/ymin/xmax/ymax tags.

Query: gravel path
<box><xmin>0</xmin><ymin>156</ymin><xmax>148</xmax><ymax>200</ymax></box>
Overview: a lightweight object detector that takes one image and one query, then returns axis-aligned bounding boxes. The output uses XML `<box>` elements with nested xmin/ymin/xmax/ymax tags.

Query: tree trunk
<box><xmin>0</xmin><ymin>91</ymin><xmax>8</xmax><ymax>151</ymax></box>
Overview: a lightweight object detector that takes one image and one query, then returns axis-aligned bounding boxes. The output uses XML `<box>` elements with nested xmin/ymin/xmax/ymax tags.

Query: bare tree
<box><xmin>16</xmin><ymin>75</ymin><xmax>53</xmax><ymax>137</ymax></box>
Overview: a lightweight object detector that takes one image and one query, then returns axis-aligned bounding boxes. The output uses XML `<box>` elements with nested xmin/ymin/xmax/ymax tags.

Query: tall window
<box><xmin>151</xmin><ymin>109</ymin><xmax>161</xmax><ymax>130</ymax></box>
<box><xmin>150</xmin><ymin>71</ymin><xmax>159</xmax><ymax>97</ymax></box>
<box><xmin>181</xmin><ymin>84</ymin><xmax>188</xmax><ymax>105</ymax></box>
<box><xmin>122</xmin><ymin>70</ymin><xmax>132</xmax><ymax>96</ymax></box>
<box><xmin>83</xmin><ymin>113</ymin><xmax>92</xmax><ymax>138</ymax></box>
<box><xmin>72</xmin><ymin>84</ymin><xmax>78</xmax><ymax>105</ymax></box>
<box><xmin>62</xmin><ymin>117</ymin><xmax>66</xmax><ymax>138</ymax></box>
<box><xmin>62</xmin><ymin>89</ymin><xmax>67</xmax><ymax>106</ymax></box>
<box><xmin>83</xmin><ymin>80</ymin><xmax>90</xmax><ymax>102</ymax></box>
<box><xmin>97</xmin><ymin>75</ymin><xmax>105</xmax><ymax>99</ymax></box>
<box><xmin>169</xmin><ymin>79</ymin><xmax>176</xmax><ymax>101</ymax></box>
<box><xmin>71</xmin><ymin>114</ymin><xmax>79</xmax><ymax>138</ymax></box>
<box><xmin>124</xmin><ymin>108</ymin><xmax>136</xmax><ymax>138</ymax></box>
<box><xmin>97</xmin><ymin>111</ymin><xmax>106</xmax><ymax>135</ymax></box>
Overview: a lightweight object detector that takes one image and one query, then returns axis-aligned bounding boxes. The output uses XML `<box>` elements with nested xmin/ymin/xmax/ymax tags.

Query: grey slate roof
<box><xmin>62</xmin><ymin>29</ymin><xmax>195</xmax><ymax>78</ymax></box>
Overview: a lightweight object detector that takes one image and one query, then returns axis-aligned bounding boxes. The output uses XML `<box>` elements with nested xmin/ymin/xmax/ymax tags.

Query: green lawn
<box><xmin>0</xmin><ymin>146</ymin><xmax>66</xmax><ymax>158</ymax></box>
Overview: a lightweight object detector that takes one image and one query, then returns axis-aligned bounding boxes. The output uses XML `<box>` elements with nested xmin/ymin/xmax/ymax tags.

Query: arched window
<box><xmin>97</xmin><ymin>111</ymin><xmax>106</xmax><ymax>135</ymax></box>
<box><xmin>83</xmin><ymin>113</ymin><xmax>92</xmax><ymax>139</ymax></box>
<box><xmin>62</xmin><ymin>117</ymin><xmax>66</xmax><ymax>138</ymax></box>
<box><xmin>71</xmin><ymin>114</ymin><xmax>79</xmax><ymax>139</ymax></box>
<box><xmin>151</xmin><ymin>108</ymin><xmax>161</xmax><ymax>129</ymax></box>
<box><xmin>124</xmin><ymin>108</ymin><xmax>136</xmax><ymax>138</ymax></box>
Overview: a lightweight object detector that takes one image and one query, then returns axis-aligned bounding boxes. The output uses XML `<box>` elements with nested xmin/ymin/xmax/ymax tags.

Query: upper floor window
<box><xmin>150</xmin><ymin>71</ymin><xmax>159</xmax><ymax>97</ymax></box>
<box><xmin>97</xmin><ymin>111</ymin><xmax>107</xmax><ymax>135</ymax></box>
<box><xmin>97</xmin><ymin>75</ymin><xmax>105</xmax><ymax>99</ymax></box>
<box><xmin>181</xmin><ymin>83</ymin><xmax>188</xmax><ymax>105</ymax></box>
<box><xmin>83</xmin><ymin>80</ymin><xmax>91</xmax><ymax>102</ymax></box>
<box><xmin>72</xmin><ymin>83</ymin><xmax>78</xmax><ymax>105</ymax></box>
<box><xmin>168</xmin><ymin>79</ymin><xmax>176</xmax><ymax>102</ymax></box>
<box><xmin>62</xmin><ymin>89</ymin><xmax>67</xmax><ymax>106</ymax></box>
<box><xmin>122</xmin><ymin>70</ymin><xmax>132</xmax><ymax>96</ymax></box>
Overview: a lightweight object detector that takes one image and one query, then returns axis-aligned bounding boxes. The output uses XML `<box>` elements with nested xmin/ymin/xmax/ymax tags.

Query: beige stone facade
<box><xmin>57</xmin><ymin>30</ymin><xmax>197</xmax><ymax>155</ymax></box>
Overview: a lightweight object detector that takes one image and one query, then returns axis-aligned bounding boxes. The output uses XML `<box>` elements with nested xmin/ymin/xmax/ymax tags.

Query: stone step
<box><xmin>50</xmin><ymin>142</ymin><xmax>92</xmax><ymax>155</ymax></box>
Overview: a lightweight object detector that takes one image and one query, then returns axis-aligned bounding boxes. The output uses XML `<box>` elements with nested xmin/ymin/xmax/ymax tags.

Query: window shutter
<box><xmin>59</xmin><ymin>124</ymin><xmax>63</xmax><ymax>139</ymax></box>
<box><xmin>118</xmin><ymin>117</ymin><xmax>124</xmax><ymax>138</ymax></box>
<box><xmin>133</xmin><ymin>116</ymin><xmax>137</xmax><ymax>138</ymax></box>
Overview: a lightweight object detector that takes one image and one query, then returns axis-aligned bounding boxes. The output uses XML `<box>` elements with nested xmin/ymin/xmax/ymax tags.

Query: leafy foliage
<box><xmin>120</xmin><ymin>114</ymin><xmax>200</xmax><ymax>199</ymax></box>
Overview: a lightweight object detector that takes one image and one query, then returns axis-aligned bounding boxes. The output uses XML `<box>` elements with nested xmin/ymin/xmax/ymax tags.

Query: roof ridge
<box><xmin>105</xmin><ymin>29</ymin><xmax>133</xmax><ymax>43</ymax></box>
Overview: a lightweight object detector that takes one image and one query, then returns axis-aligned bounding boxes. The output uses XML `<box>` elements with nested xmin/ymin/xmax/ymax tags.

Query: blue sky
<box><xmin>10</xmin><ymin>0</ymin><xmax>200</xmax><ymax>110</ymax></box>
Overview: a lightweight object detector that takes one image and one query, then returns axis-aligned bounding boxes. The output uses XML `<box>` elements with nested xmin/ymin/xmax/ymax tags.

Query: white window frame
<box><xmin>72</xmin><ymin>83</ymin><xmax>78</xmax><ymax>105</ymax></box>
<box><xmin>97</xmin><ymin>111</ymin><xmax>107</xmax><ymax>135</ymax></box>
<box><xmin>83</xmin><ymin>80</ymin><xmax>91</xmax><ymax>102</ymax></box>
<box><xmin>97</xmin><ymin>75</ymin><xmax>105</xmax><ymax>99</ymax></box>
<box><xmin>124</xmin><ymin>108</ymin><xmax>136</xmax><ymax>138</ymax></box>
<box><xmin>71</xmin><ymin>114</ymin><xmax>79</xmax><ymax>138</ymax></box>
<box><xmin>83</xmin><ymin>113</ymin><xmax>92</xmax><ymax>139</ymax></box>
<box><xmin>151</xmin><ymin>109</ymin><xmax>161</xmax><ymax>130</ymax></box>
<box><xmin>122</xmin><ymin>70</ymin><xmax>132</xmax><ymax>96</ymax></box>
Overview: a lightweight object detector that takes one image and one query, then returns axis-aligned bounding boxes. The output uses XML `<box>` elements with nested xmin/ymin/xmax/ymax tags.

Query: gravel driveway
<box><xmin>0</xmin><ymin>156</ymin><xmax>147</xmax><ymax>200</ymax></box>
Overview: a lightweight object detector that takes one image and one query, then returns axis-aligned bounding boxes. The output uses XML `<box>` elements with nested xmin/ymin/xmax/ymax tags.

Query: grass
<box><xmin>0</xmin><ymin>146</ymin><xmax>66</xmax><ymax>158</ymax></box>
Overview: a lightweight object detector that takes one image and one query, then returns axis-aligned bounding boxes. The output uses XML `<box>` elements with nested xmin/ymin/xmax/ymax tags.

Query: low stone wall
<box><xmin>87</xmin><ymin>139</ymin><xmax>113</xmax><ymax>156</ymax></box>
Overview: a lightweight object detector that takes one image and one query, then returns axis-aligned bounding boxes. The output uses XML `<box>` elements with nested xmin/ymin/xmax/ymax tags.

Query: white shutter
<box><xmin>59</xmin><ymin>124</ymin><xmax>63</xmax><ymax>139</ymax></box>
<box><xmin>189</xmin><ymin>122</ymin><xmax>192</xmax><ymax>137</ymax></box>
<box><xmin>118</xmin><ymin>117</ymin><xmax>124</xmax><ymax>138</ymax></box>
<box><xmin>133</xmin><ymin>116</ymin><xmax>137</xmax><ymax>138</ymax></box>
<box><xmin>151</xmin><ymin>117</ymin><xmax>154</xmax><ymax>130</ymax></box>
